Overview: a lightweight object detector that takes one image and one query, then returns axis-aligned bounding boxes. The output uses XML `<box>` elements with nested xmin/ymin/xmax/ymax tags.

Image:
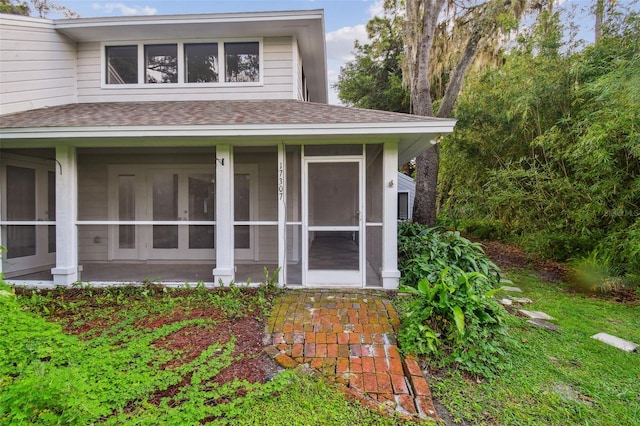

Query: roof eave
<box><xmin>0</xmin><ymin>120</ymin><xmax>456</xmax><ymax>165</ymax></box>
<box><xmin>0</xmin><ymin>121</ymin><xmax>455</xmax><ymax>138</ymax></box>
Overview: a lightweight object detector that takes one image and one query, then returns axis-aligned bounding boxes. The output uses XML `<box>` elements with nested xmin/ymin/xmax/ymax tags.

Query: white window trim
<box><xmin>101</xmin><ymin>38</ymin><xmax>264</xmax><ymax>89</ymax></box>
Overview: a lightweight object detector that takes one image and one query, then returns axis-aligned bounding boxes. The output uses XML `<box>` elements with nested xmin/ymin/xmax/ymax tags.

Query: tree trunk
<box><xmin>595</xmin><ymin>0</ymin><xmax>604</xmax><ymax>42</ymax></box>
<box><xmin>412</xmin><ymin>25</ymin><xmax>483</xmax><ymax>226</ymax></box>
<box><xmin>438</xmin><ymin>29</ymin><xmax>483</xmax><ymax>118</ymax></box>
<box><xmin>413</xmin><ymin>144</ymin><xmax>440</xmax><ymax>225</ymax></box>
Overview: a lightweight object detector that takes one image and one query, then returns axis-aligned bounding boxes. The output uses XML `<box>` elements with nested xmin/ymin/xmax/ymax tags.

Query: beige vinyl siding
<box><xmin>0</xmin><ymin>15</ymin><xmax>77</xmax><ymax>115</ymax></box>
<box><xmin>76</xmin><ymin>37</ymin><xmax>294</xmax><ymax>103</ymax></box>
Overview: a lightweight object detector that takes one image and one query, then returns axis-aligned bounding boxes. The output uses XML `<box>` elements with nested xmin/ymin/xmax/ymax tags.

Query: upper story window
<box><xmin>104</xmin><ymin>40</ymin><xmax>260</xmax><ymax>86</ymax></box>
<box><xmin>185</xmin><ymin>43</ymin><xmax>219</xmax><ymax>83</ymax></box>
<box><xmin>145</xmin><ymin>44</ymin><xmax>178</xmax><ymax>83</ymax></box>
<box><xmin>225</xmin><ymin>42</ymin><xmax>259</xmax><ymax>83</ymax></box>
<box><xmin>106</xmin><ymin>45</ymin><xmax>138</xmax><ymax>84</ymax></box>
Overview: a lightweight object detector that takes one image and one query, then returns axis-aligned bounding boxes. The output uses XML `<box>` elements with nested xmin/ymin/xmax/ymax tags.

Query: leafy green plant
<box><xmin>569</xmin><ymin>249</ymin><xmax>639</xmax><ymax>294</ymax></box>
<box><xmin>397</xmin><ymin>267</ymin><xmax>510</xmax><ymax>377</ymax></box>
<box><xmin>398</xmin><ymin>221</ymin><xmax>500</xmax><ymax>288</ymax></box>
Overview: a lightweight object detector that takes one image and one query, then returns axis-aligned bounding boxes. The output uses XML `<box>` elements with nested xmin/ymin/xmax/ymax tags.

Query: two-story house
<box><xmin>0</xmin><ymin>10</ymin><xmax>455</xmax><ymax>289</ymax></box>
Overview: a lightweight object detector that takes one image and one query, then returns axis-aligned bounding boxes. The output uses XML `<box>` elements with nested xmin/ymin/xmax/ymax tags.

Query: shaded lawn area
<box><xmin>426</xmin><ymin>271</ymin><xmax>640</xmax><ymax>425</ymax></box>
<box><xmin>0</xmin><ymin>283</ymin><xmax>404</xmax><ymax>425</ymax></box>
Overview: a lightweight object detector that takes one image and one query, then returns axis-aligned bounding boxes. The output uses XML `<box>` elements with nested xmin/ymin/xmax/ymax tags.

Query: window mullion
<box><xmin>137</xmin><ymin>43</ymin><xmax>144</xmax><ymax>85</ymax></box>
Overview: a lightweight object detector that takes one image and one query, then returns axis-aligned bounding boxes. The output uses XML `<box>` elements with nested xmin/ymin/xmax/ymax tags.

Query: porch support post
<box><xmin>213</xmin><ymin>144</ymin><xmax>234</xmax><ymax>285</ymax></box>
<box><xmin>381</xmin><ymin>140</ymin><xmax>400</xmax><ymax>289</ymax></box>
<box><xmin>51</xmin><ymin>145</ymin><xmax>79</xmax><ymax>286</ymax></box>
<box><xmin>277</xmin><ymin>143</ymin><xmax>286</xmax><ymax>286</ymax></box>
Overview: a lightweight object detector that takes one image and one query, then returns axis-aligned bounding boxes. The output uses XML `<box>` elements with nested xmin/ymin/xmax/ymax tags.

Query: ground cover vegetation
<box><xmin>429</xmin><ymin>271</ymin><xmax>640</xmax><ymax>425</ymax></box>
<box><xmin>0</xmin><ymin>280</ymin><xmax>399</xmax><ymax>425</ymax></box>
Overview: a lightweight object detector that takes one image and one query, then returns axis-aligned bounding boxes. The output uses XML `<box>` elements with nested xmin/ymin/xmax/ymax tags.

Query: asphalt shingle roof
<box><xmin>0</xmin><ymin>100</ymin><xmax>444</xmax><ymax>129</ymax></box>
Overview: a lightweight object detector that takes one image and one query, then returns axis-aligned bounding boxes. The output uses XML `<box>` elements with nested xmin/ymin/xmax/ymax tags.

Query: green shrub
<box><xmin>396</xmin><ymin>223</ymin><xmax>510</xmax><ymax>377</ymax></box>
<box><xmin>398</xmin><ymin>221</ymin><xmax>501</xmax><ymax>288</ymax></box>
<box><xmin>569</xmin><ymin>249</ymin><xmax>640</xmax><ymax>294</ymax></box>
<box><xmin>398</xmin><ymin>268</ymin><xmax>510</xmax><ymax>377</ymax></box>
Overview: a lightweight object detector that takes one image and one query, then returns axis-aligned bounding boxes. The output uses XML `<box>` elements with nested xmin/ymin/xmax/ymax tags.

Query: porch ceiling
<box><xmin>0</xmin><ymin>100</ymin><xmax>456</xmax><ymax>165</ymax></box>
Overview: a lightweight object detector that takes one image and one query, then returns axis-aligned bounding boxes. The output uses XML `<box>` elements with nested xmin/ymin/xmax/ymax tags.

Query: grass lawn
<box><xmin>427</xmin><ymin>270</ymin><xmax>640</xmax><ymax>425</ymax></box>
<box><xmin>0</xmin><ymin>282</ymin><xmax>401</xmax><ymax>425</ymax></box>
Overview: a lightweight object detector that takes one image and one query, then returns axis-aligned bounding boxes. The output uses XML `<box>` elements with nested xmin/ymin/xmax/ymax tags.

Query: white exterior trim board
<box><xmin>1</xmin><ymin>122</ymin><xmax>454</xmax><ymax>138</ymax></box>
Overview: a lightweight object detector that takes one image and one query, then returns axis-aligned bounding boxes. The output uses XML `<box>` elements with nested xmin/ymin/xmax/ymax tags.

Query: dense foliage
<box><xmin>396</xmin><ymin>222</ymin><xmax>510</xmax><ymax>377</ymax></box>
<box><xmin>439</xmin><ymin>11</ymin><xmax>640</xmax><ymax>284</ymax></box>
<box><xmin>398</xmin><ymin>221</ymin><xmax>501</xmax><ymax>288</ymax></box>
<box><xmin>334</xmin><ymin>16</ymin><xmax>410</xmax><ymax>112</ymax></box>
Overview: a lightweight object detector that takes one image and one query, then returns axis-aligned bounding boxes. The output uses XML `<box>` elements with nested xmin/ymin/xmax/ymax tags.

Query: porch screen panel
<box><xmin>366</xmin><ymin>227</ymin><xmax>383</xmax><ymax>287</ymax></box>
<box><xmin>307</xmin><ymin>161</ymin><xmax>360</xmax><ymax>271</ymax></box>
<box><xmin>285</xmin><ymin>147</ymin><xmax>302</xmax><ymax>285</ymax></box>
<box><xmin>48</xmin><ymin>170</ymin><xmax>56</xmax><ymax>253</ymax></box>
<box><xmin>188</xmin><ymin>174</ymin><xmax>215</xmax><ymax>249</ymax></box>
<box><xmin>233</xmin><ymin>147</ymin><xmax>279</xmax><ymax>282</ymax></box>
<box><xmin>153</xmin><ymin>173</ymin><xmax>179</xmax><ymax>249</ymax></box>
<box><xmin>308</xmin><ymin>163</ymin><xmax>358</xmax><ymax>227</ymax></box>
<box><xmin>6</xmin><ymin>165</ymin><xmax>36</xmax><ymax>259</ymax></box>
<box><xmin>286</xmin><ymin>146</ymin><xmax>301</xmax><ymax>223</ymax></box>
<box><xmin>366</xmin><ymin>144</ymin><xmax>383</xmax><ymax>223</ymax></box>
<box><xmin>308</xmin><ymin>231</ymin><xmax>359</xmax><ymax>270</ymax></box>
<box><xmin>286</xmin><ymin>224</ymin><xmax>302</xmax><ymax>285</ymax></box>
<box><xmin>365</xmin><ymin>144</ymin><xmax>383</xmax><ymax>287</ymax></box>
<box><xmin>234</xmin><ymin>173</ymin><xmax>250</xmax><ymax>249</ymax></box>
<box><xmin>305</xmin><ymin>145</ymin><xmax>362</xmax><ymax>156</ymax></box>
<box><xmin>118</xmin><ymin>174</ymin><xmax>135</xmax><ymax>249</ymax></box>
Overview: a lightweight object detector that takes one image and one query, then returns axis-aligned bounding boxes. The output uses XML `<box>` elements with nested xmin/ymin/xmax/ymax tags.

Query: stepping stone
<box><xmin>500</xmin><ymin>278</ymin><xmax>514</xmax><ymax>284</ymax></box>
<box><xmin>591</xmin><ymin>332</ymin><xmax>639</xmax><ymax>353</ymax></box>
<box><xmin>499</xmin><ymin>298</ymin><xmax>513</xmax><ymax>306</ymax></box>
<box><xmin>519</xmin><ymin>310</ymin><xmax>555</xmax><ymax>321</ymax></box>
<box><xmin>509</xmin><ymin>296</ymin><xmax>533</xmax><ymax>304</ymax></box>
<box><xmin>528</xmin><ymin>319</ymin><xmax>560</xmax><ymax>332</ymax></box>
<box><xmin>502</xmin><ymin>286</ymin><xmax>523</xmax><ymax>293</ymax></box>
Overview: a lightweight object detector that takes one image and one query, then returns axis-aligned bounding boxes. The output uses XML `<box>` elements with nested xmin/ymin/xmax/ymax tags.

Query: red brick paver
<box><xmin>266</xmin><ymin>290</ymin><xmax>438</xmax><ymax>421</ymax></box>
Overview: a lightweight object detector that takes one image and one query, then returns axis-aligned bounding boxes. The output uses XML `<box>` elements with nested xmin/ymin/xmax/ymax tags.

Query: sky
<box><xmin>52</xmin><ymin>0</ymin><xmax>609</xmax><ymax>105</ymax></box>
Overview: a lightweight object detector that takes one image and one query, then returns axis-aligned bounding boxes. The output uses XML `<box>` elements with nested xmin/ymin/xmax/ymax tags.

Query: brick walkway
<box><xmin>266</xmin><ymin>290</ymin><xmax>438</xmax><ymax>421</ymax></box>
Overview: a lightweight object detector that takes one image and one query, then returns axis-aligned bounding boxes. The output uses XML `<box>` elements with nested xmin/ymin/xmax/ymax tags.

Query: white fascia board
<box><xmin>53</xmin><ymin>10</ymin><xmax>326</xmax><ymax>44</ymax></box>
<box><xmin>0</xmin><ymin>13</ymin><xmax>53</xmax><ymax>27</ymax></box>
<box><xmin>54</xmin><ymin>10</ymin><xmax>324</xmax><ymax>29</ymax></box>
<box><xmin>0</xmin><ymin>121</ymin><xmax>456</xmax><ymax>140</ymax></box>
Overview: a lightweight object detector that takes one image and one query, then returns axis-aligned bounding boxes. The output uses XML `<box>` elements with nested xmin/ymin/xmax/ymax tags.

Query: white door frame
<box><xmin>0</xmin><ymin>155</ymin><xmax>56</xmax><ymax>275</ymax></box>
<box><xmin>302</xmin><ymin>156</ymin><xmax>365</xmax><ymax>287</ymax></box>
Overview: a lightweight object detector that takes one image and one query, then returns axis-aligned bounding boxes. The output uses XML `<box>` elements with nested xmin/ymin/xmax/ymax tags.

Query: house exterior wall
<box><xmin>397</xmin><ymin>172</ymin><xmax>416</xmax><ymax>220</ymax></box>
<box><xmin>0</xmin><ymin>15</ymin><xmax>77</xmax><ymax>115</ymax></box>
<box><xmin>75</xmin><ymin>37</ymin><xmax>295</xmax><ymax>103</ymax></box>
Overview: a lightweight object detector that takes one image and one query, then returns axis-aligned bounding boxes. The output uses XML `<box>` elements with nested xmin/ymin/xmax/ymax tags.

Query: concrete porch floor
<box><xmin>266</xmin><ymin>290</ymin><xmax>438</xmax><ymax>421</ymax></box>
<box><xmin>7</xmin><ymin>234</ymin><xmax>382</xmax><ymax>286</ymax></box>
<box><xmin>8</xmin><ymin>261</ymin><xmax>381</xmax><ymax>287</ymax></box>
